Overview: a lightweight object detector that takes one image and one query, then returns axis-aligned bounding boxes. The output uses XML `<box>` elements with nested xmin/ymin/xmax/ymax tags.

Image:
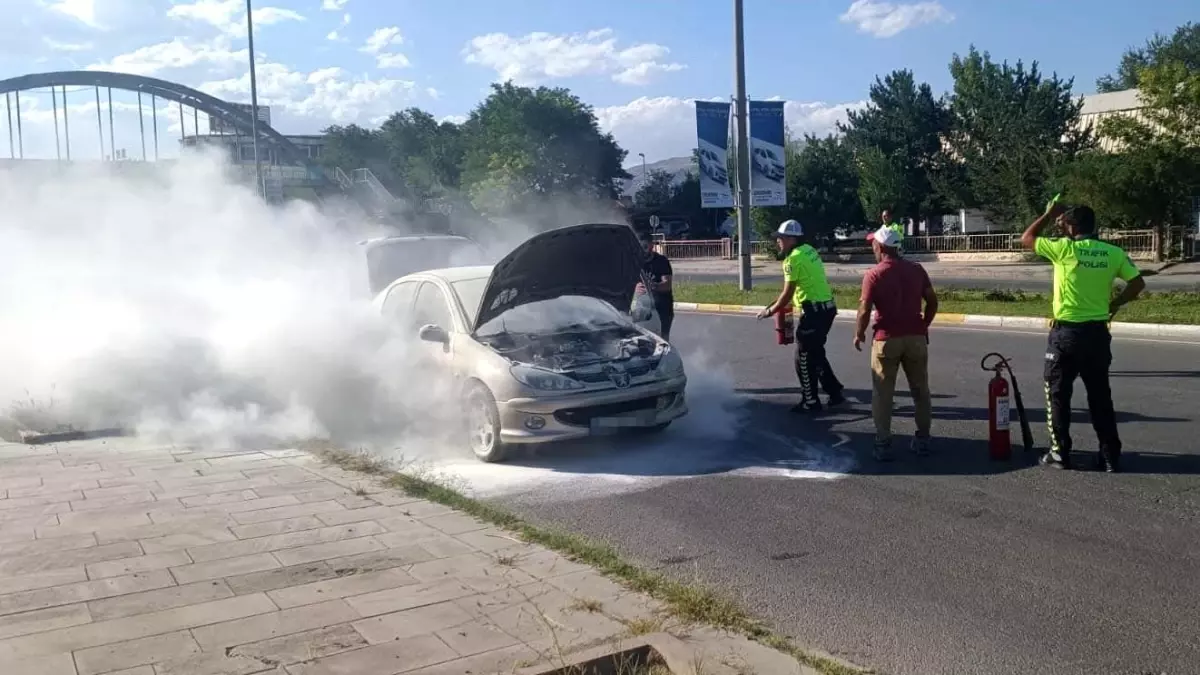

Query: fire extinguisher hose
<box><xmin>980</xmin><ymin>353</ymin><xmax>1036</xmax><ymax>454</ymax></box>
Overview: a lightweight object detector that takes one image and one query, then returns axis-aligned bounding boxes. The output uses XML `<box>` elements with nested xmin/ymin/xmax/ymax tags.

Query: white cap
<box><xmin>776</xmin><ymin>219</ymin><xmax>804</xmax><ymax>237</ymax></box>
<box><xmin>867</xmin><ymin>225</ymin><xmax>901</xmax><ymax>248</ymax></box>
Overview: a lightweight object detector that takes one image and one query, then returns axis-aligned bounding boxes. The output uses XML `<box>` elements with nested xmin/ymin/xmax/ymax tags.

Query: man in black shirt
<box><xmin>636</xmin><ymin>231</ymin><xmax>675</xmax><ymax>341</ymax></box>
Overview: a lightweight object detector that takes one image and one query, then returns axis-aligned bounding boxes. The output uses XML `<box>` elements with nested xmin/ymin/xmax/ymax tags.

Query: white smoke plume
<box><xmin>0</xmin><ymin>151</ymin><xmax>470</xmax><ymax>448</ymax></box>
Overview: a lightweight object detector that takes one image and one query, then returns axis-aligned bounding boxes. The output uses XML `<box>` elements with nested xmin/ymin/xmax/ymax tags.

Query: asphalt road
<box><xmin>484</xmin><ymin>315</ymin><xmax>1200</xmax><ymax>675</ymax></box>
<box><xmin>676</xmin><ymin>268</ymin><xmax>1200</xmax><ymax>292</ymax></box>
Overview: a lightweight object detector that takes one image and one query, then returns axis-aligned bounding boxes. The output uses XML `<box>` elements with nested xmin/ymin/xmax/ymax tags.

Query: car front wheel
<box><xmin>463</xmin><ymin>382</ymin><xmax>508</xmax><ymax>463</ymax></box>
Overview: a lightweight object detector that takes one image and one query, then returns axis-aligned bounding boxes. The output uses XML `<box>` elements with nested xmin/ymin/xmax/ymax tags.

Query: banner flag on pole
<box><xmin>694</xmin><ymin>100</ymin><xmax>733</xmax><ymax>209</ymax></box>
<box><xmin>748</xmin><ymin>100</ymin><xmax>786</xmax><ymax>207</ymax></box>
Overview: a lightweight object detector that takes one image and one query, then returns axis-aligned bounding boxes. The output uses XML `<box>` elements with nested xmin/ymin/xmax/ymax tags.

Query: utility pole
<box><xmin>246</xmin><ymin>0</ymin><xmax>265</xmax><ymax>198</ymax></box>
<box><xmin>733</xmin><ymin>0</ymin><xmax>753</xmax><ymax>290</ymax></box>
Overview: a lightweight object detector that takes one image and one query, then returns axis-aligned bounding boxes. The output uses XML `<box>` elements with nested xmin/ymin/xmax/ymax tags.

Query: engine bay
<box><xmin>478</xmin><ymin>325</ymin><xmax>660</xmax><ymax>372</ymax></box>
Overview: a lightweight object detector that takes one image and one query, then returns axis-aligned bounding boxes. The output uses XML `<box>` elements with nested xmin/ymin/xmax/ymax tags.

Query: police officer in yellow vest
<box><xmin>757</xmin><ymin>219</ymin><xmax>846</xmax><ymax>413</ymax></box>
<box><xmin>880</xmin><ymin>209</ymin><xmax>905</xmax><ymax>253</ymax></box>
<box><xmin>1020</xmin><ymin>200</ymin><xmax>1146</xmax><ymax>472</ymax></box>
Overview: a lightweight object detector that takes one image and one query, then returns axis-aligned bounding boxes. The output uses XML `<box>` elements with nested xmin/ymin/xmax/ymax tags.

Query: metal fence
<box><xmin>658</xmin><ymin>229</ymin><xmax>1165</xmax><ymax>261</ymax></box>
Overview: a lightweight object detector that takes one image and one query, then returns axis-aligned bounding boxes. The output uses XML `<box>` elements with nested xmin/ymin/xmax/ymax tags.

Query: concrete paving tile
<box><xmin>0</xmin><ymin>534</ymin><xmax>97</xmax><ymax>559</ymax></box>
<box><xmin>420</xmin><ymin>513</ymin><xmax>490</xmax><ymax>536</ymax></box>
<box><xmin>0</xmin><ymin>542</ymin><xmax>145</xmax><ymax>578</ymax></box>
<box><xmin>69</xmin><ymin>492</ymin><xmax>160</xmax><ymax>513</ymax></box>
<box><xmin>344</xmin><ymin>578</ymin><xmax>476</xmax><ymax>619</ymax></box>
<box><xmin>0</xmin><ymin>567</ymin><xmax>90</xmax><ymax>599</ymax></box>
<box><xmin>95</xmin><ymin>517</ymin><xmax>236</xmax><ymax>545</ymax></box>
<box><xmin>0</xmin><ymin>494</ymin><xmax>80</xmax><ymax>512</ymax></box>
<box><xmin>179</xmin><ymin>490</ymin><xmax>260</xmax><ymax>508</ymax></box>
<box><xmin>230</xmin><ymin>501</ymin><xmax>345</xmax><ymax>526</ymax></box>
<box><xmin>170</xmin><ymin>553</ymin><xmax>281</xmax><ymax>585</ymax></box>
<box><xmin>0</xmin><ymin>570</ymin><xmax>175</xmax><ymax>617</ymax></box>
<box><xmin>453</xmin><ymin>528</ymin><xmax>536</xmax><ymax>556</ymax></box>
<box><xmin>412</xmin><ymin>536</ymin><xmax>476</xmax><ymax>561</ymax></box>
<box><xmin>0</xmin><ymin>528</ymin><xmax>36</xmax><ymax>546</ymax></box>
<box><xmin>223</xmin><ymin>562</ymin><xmax>339</xmax><ymax>596</ymax></box>
<box><xmin>230</xmin><ymin>516</ymin><xmax>324</xmax><ymax>540</ymax></box>
<box><xmin>351</xmin><ymin>600</ymin><xmax>475</xmax><ymax>645</ymax></box>
<box><xmin>242</xmin><ymin>481</ymin><xmax>328</xmax><ymax>500</ymax></box>
<box><xmin>81</xmin><ymin>484</ymin><xmax>159</xmax><ymax>500</ymax></box>
<box><xmin>395</xmin><ymin>500</ymin><xmax>456</xmax><ymax>519</ymax></box>
<box><xmin>86</xmin><ymin>551</ymin><xmax>192</xmax><ymax>580</ymax></box>
<box><xmin>187</xmin><ymin>523</ymin><xmax>386</xmax><ymax>564</ymax></box>
<box><xmin>0</xmin><ymin>503</ymin><xmax>74</xmax><ymax>524</ymax></box>
<box><xmin>451</xmin><ymin>583</ymin><xmax>563</xmax><ymax>621</ymax></box>
<box><xmin>154</xmin><ymin>495</ymin><xmax>304</xmax><ymax>522</ymax></box>
<box><xmin>361</xmin><ymin>491</ymin><xmax>421</xmax><ymax>507</ymax></box>
<box><xmin>0</xmin><ymin>593</ymin><xmax>276</xmax><ymax>661</ymax></box>
<box><xmin>313</xmin><ymin>505</ymin><xmax>411</xmax><ymax>528</ymax></box>
<box><xmin>0</xmin><ymin>652</ymin><xmax>78</xmax><ymax>675</ymax></box>
<box><xmin>267</xmin><ymin>569</ymin><xmax>417</xmax><ymax>610</ymax></box>
<box><xmin>152</xmin><ymin>650</ymin><xmax>285</xmax><ymax>675</ymax></box>
<box><xmin>6</xmin><ymin>481</ymin><xmax>97</xmax><ymax>499</ymax></box>
<box><xmin>503</xmin><ymin>549</ymin><xmax>593</xmax><ymax>581</ymax></box>
<box><xmin>435</xmin><ymin>617</ymin><xmax>520</xmax><ymax>657</ymax></box>
<box><xmin>227</xmin><ymin>622</ymin><xmax>366</xmax><ymax>667</ymax></box>
<box><xmin>406</xmin><ymin>552</ymin><xmax>538</xmax><ymax>590</ymax></box>
<box><xmin>0</xmin><ymin>604</ymin><xmax>92</xmax><ymax>640</ymax></box>
<box><xmin>96</xmin><ymin>667</ymin><xmax>155</xmax><ymax>675</ymax></box>
<box><xmin>322</xmin><ymin>545</ymin><xmax>435</xmax><ymax>574</ymax></box>
<box><xmin>72</xmin><ymin>629</ymin><xmax>200</xmax><ymax>675</ymax></box>
<box><xmin>38</xmin><ymin>513</ymin><xmax>152</xmax><ymax>538</ymax></box>
<box><xmin>285</xmin><ymin>634</ymin><xmax>455</xmax><ymax>675</ymax></box>
<box><xmin>399</xmin><ymin>643</ymin><xmax>541</xmax><ymax>675</ymax></box>
<box><xmin>87</xmin><ymin>580</ymin><xmax>234</xmax><ymax>621</ymax></box>
<box><xmin>152</xmin><ymin>479</ymin><xmax>273</xmax><ymax>502</ymax></box>
<box><xmin>190</xmin><ymin>599</ymin><xmax>358</xmax><ymax>653</ymax></box>
<box><xmin>271</xmin><ymin>536</ymin><xmax>385</xmax><ymax>567</ymax></box>
<box><xmin>140</xmin><ymin>529</ymin><xmax>238</xmax><ymax>555</ymax></box>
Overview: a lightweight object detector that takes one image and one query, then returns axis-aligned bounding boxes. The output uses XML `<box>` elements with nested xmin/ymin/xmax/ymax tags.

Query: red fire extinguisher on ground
<box><xmin>774</xmin><ymin>304</ymin><xmax>794</xmax><ymax>345</ymax></box>
<box><xmin>980</xmin><ymin>353</ymin><xmax>1035</xmax><ymax>461</ymax></box>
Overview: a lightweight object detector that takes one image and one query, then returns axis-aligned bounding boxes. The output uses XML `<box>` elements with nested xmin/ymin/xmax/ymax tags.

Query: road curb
<box><xmin>673</xmin><ymin>303</ymin><xmax>1200</xmax><ymax>342</ymax></box>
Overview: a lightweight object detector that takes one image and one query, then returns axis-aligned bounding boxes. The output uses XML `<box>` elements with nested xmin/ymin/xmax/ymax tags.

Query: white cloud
<box><xmin>47</xmin><ymin>0</ymin><xmax>100</xmax><ymax>28</ymax></box>
<box><xmin>326</xmin><ymin>30</ymin><xmax>344</xmax><ymax>42</ymax></box>
<box><xmin>321</xmin><ymin>0</ymin><xmax>348</xmax><ymax>9</ymax></box>
<box><xmin>839</xmin><ymin>0</ymin><xmax>953</xmax><ymax>38</ymax></box>
<box><xmin>86</xmin><ymin>38</ymin><xmax>248</xmax><ymax>76</ymax></box>
<box><xmin>462</xmin><ymin>28</ymin><xmax>686</xmax><ymax>86</ymax></box>
<box><xmin>43</xmin><ymin>37</ymin><xmax>94</xmax><ymax>52</ymax></box>
<box><xmin>201</xmin><ymin>63</ymin><xmax>416</xmax><ymax>124</ymax></box>
<box><xmin>360</xmin><ymin>26</ymin><xmax>409</xmax><ymax>69</ymax></box>
<box><xmin>166</xmin><ymin>0</ymin><xmax>305</xmax><ymax>37</ymax></box>
<box><xmin>594</xmin><ymin>96</ymin><xmax>866</xmax><ymax>163</ymax></box>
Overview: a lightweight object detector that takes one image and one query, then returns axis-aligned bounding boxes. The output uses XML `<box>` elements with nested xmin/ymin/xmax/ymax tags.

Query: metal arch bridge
<box><xmin>0</xmin><ymin>70</ymin><xmax>326</xmax><ymax>182</ymax></box>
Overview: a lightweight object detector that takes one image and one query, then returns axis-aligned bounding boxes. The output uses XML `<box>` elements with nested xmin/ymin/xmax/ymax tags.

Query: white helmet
<box><xmin>776</xmin><ymin>219</ymin><xmax>803</xmax><ymax>237</ymax></box>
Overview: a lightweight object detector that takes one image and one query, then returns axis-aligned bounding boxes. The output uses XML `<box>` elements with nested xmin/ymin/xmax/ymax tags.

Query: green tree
<box><xmin>1096</xmin><ymin>22</ymin><xmax>1200</xmax><ymax>92</ymax></box>
<box><xmin>459</xmin><ymin>82</ymin><xmax>630</xmax><ymax>217</ymax></box>
<box><xmin>635</xmin><ymin>169</ymin><xmax>676</xmax><ymax>207</ymax></box>
<box><xmin>1061</xmin><ymin>62</ymin><xmax>1200</xmax><ymax>232</ymax></box>
<box><xmin>943</xmin><ymin>46</ymin><xmax>1093</xmax><ymax>227</ymax></box>
<box><xmin>377</xmin><ymin>108</ymin><xmax>464</xmax><ymax>200</ymax></box>
<box><xmin>319</xmin><ymin>123</ymin><xmax>385</xmax><ymax>175</ymax></box>
<box><xmin>838</xmin><ymin>69</ymin><xmax>949</xmax><ymax>222</ymax></box>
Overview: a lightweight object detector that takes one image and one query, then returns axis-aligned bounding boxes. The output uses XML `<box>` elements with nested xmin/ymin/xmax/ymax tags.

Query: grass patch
<box><xmin>304</xmin><ymin>442</ymin><xmax>866</xmax><ymax>675</ymax></box>
<box><xmin>675</xmin><ymin>282</ymin><xmax>1200</xmax><ymax>325</ymax></box>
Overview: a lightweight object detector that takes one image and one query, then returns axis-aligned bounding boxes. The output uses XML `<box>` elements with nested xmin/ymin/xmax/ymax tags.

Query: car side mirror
<box><xmin>418</xmin><ymin>324</ymin><xmax>449</xmax><ymax>344</ymax></box>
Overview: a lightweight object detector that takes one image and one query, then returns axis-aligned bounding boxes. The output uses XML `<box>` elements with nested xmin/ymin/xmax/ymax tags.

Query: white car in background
<box><xmin>370</xmin><ymin>223</ymin><xmax>688</xmax><ymax>462</ymax></box>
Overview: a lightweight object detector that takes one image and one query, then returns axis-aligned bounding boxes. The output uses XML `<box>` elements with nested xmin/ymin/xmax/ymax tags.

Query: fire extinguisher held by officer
<box><xmin>756</xmin><ymin>219</ymin><xmax>846</xmax><ymax>413</ymax></box>
<box><xmin>1019</xmin><ymin>199</ymin><xmax>1146</xmax><ymax>472</ymax></box>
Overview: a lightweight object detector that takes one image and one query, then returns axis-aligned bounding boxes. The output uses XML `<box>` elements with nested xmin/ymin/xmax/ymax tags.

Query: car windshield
<box><xmin>454</xmin><ymin>279</ymin><xmax>630</xmax><ymax>336</ymax></box>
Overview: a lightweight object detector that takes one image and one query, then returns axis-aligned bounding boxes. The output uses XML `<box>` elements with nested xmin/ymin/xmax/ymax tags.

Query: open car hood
<box><xmin>471</xmin><ymin>223</ymin><xmax>644</xmax><ymax>333</ymax></box>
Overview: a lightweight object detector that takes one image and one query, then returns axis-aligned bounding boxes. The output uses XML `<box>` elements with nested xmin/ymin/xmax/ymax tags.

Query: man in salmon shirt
<box><xmin>853</xmin><ymin>225</ymin><xmax>939</xmax><ymax>461</ymax></box>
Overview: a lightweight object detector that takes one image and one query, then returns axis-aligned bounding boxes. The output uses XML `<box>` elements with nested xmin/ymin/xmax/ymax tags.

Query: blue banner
<box><xmin>694</xmin><ymin>101</ymin><xmax>733</xmax><ymax>209</ymax></box>
<box><xmin>749</xmin><ymin>101</ymin><xmax>787</xmax><ymax>206</ymax></box>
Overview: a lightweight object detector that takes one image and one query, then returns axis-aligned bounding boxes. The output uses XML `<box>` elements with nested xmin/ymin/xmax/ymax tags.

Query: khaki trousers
<box><xmin>871</xmin><ymin>335</ymin><xmax>932</xmax><ymax>443</ymax></box>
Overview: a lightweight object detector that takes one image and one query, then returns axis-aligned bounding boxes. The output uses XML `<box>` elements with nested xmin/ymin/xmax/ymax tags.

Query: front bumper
<box><xmin>496</xmin><ymin>375</ymin><xmax>689</xmax><ymax>444</ymax></box>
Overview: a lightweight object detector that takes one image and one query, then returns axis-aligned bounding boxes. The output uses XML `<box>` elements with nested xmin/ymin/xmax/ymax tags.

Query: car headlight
<box><xmin>657</xmin><ymin>347</ymin><xmax>685</xmax><ymax>377</ymax></box>
<box><xmin>510</xmin><ymin>365</ymin><xmax>585</xmax><ymax>391</ymax></box>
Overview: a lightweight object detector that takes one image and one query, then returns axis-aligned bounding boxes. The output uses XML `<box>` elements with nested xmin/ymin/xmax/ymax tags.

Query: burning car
<box><xmin>369</xmin><ymin>223</ymin><xmax>688</xmax><ymax>462</ymax></box>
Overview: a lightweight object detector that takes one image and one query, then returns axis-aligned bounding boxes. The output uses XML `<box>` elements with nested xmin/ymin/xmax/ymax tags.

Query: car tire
<box><xmin>463</xmin><ymin>381</ymin><xmax>508</xmax><ymax>463</ymax></box>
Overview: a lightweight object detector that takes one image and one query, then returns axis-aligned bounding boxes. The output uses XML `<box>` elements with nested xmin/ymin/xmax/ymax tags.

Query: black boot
<box><xmin>1096</xmin><ymin>449</ymin><xmax>1121</xmax><ymax>473</ymax></box>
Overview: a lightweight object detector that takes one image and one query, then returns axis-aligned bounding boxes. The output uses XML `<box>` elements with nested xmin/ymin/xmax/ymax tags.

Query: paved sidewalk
<box><xmin>0</xmin><ymin>439</ymin><xmax>815</xmax><ymax>675</ymax></box>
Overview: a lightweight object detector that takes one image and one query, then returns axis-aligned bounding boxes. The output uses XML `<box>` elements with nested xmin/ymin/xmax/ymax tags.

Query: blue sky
<box><xmin>1</xmin><ymin>0</ymin><xmax>1196</xmax><ymax>162</ymax></box>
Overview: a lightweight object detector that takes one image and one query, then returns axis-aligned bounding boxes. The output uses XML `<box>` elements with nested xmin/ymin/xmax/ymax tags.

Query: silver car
<box><xmin>370</xmin><ymin>223</ymin><xmax>689</xmax><ymax>462</ymax></box>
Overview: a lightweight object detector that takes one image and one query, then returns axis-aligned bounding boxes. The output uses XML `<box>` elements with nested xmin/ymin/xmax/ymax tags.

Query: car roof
<box><xmin>358</xmin><ymin>234</ymin><xmax>474</xmax><ymax>246</ymax></box>
<box><xmin>394</xmin><ymin>264</ymin><xmax>494</xmax><ymax>284</ymax></box>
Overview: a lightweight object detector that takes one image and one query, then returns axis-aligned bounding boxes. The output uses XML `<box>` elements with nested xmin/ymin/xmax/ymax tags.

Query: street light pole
<box><xmin>638</xmin><ymin>152</ymin><xmax>646</xmax><ymax>204</ymax></box>
<box><xmin>246</xmin><ymin>0</ymin><xmax>265</xmax><ymax>199</ymax></box>
<box><xmin>733</xmin><ymin>0</ymin><xmax>753</xmax><ymax>290</ymax></box>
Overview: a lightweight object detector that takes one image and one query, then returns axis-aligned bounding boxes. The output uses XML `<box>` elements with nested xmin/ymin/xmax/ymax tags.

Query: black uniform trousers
<box><xmin>794</xmin><ymin>300</ymin><xmax>844</xmax><ymax>405</ymax></box>
<box><xmin>1043</xmin><ymin>320</ymin><xmax>1122</xmax><ymax>462</ymax></box>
